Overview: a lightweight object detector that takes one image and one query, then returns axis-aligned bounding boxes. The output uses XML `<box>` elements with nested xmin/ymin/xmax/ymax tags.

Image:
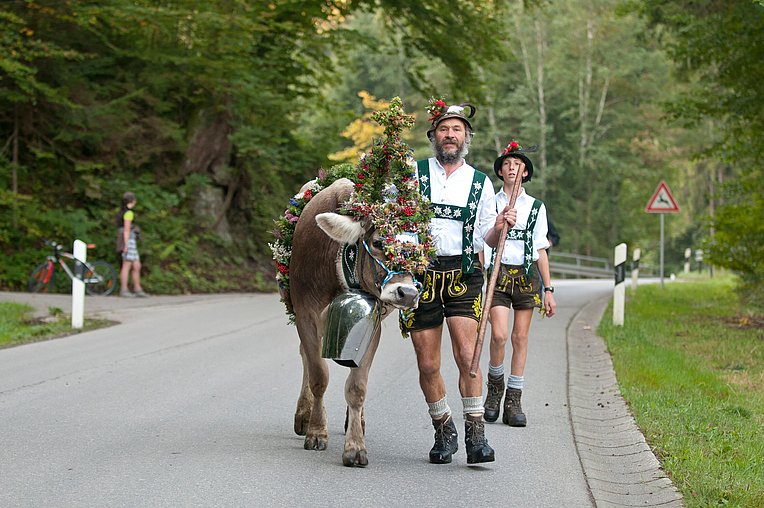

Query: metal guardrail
<box><xmin>548</xmin><ymin>251</ymin><xmax>655</xmax><ymax>279</ymax></box>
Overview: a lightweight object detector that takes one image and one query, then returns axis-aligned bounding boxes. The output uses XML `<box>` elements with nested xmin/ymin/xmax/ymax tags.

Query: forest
<box><xmin>1</xmin><ymin>0</ymin><xmax>761</xmax><ymax>302</ymax></box>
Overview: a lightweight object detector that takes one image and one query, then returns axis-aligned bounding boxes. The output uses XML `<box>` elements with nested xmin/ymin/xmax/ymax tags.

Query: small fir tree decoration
<box><xmin>270</xmin><ymin>97</ymin><xmax>434</xmax><ymax>323</ymax></box>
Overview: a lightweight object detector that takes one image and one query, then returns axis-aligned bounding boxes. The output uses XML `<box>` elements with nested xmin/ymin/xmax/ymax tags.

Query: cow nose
<box><xmin>397</xmin><ymin>285</ymin><xmax>420</xmax><ymax>304</ymax></box>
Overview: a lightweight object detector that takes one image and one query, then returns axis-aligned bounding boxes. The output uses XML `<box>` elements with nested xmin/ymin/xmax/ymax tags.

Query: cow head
<box><xmin>316</xmin><ymin>212</ymin><xmax>421</xmax><ymax>309</ymax></box>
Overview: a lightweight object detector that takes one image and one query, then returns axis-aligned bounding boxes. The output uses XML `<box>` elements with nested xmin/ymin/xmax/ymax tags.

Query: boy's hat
<box><xmin>426</xmin><ymin>98</ymin><xmax>476</xmax><ymax>141</ymax></box>
<box><xmin>494</xmin><ymin>140</ymin><xmax>538</xmax><ymax>182</ymax></box>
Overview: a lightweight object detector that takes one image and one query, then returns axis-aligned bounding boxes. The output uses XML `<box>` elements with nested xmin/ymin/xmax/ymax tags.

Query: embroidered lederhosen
<box><xmin>490</xmin><ymin>199</ymin><xmax>543</xmax><ymax>309</ymax></box>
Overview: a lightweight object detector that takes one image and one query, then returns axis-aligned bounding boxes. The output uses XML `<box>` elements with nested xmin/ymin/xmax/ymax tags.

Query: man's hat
<box><xmin>494</xmin><ymin>140</ymin><xmax>538</xmax><ymax>182</ymax></box>
<box><xmin>426</xmin><ymin>98</ymin><xmax>476</xmax><ymax>141</ymax></box>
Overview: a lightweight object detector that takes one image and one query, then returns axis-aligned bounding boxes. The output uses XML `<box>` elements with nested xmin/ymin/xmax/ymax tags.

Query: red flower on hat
<box><xmin>502</xmin><ymin>140</ymin><xmax>522</xmax><ymax>155</ymax></box>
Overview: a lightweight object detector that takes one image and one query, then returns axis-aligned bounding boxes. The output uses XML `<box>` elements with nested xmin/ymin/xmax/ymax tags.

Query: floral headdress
<box><xmin>270</xmin><ymin>97</ymin><xmax>435</xmax><ymax>322</ymax></box>
<box><xmin>341</xmin><ymin>97</ymin><xmax>435</xmax><ymax>275</ymax></box>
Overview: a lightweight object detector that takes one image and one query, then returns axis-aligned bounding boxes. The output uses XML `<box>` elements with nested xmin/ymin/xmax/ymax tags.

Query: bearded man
<box><xmin>401</xmin><ymin>100</ymin><xmax>508</xmax><ymax>465</ymax></box>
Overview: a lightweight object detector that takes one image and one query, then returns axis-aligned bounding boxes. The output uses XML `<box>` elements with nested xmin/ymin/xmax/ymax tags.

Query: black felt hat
<box><xmin>494</xmin><ymin>140</ymin><xmax>538</xmax><ymax>182</ymax></box>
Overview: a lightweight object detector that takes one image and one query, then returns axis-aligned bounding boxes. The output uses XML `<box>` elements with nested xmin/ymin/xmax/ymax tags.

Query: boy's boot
<box><xmin>429</xmin><ymin>413</ymin><xmax>458</xmax><ymax>464</ymax></box>
<box><xmin>483</xmin><ymin>374</ymin><xmax>505</xmax><ymax>423</ymax></box>
<box><xmin>502</xmin><ymin>387</ymin><xmax>527</xmax><ymax>427</ymax></box>
<box><xmin>464</xmin><ymin>414</ymin><xmax>495</xmax><ymax>464</ymax></box>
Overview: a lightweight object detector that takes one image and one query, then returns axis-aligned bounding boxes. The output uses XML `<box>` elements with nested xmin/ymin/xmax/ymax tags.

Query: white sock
<box><xmin>428</xmin><ymin>397</ymin><xmax>450</xmax><ymax>419</ymax></box>
<box><xmin>488</xmin><ymin>364</ymin><xmax>505</xmax><ymax>378</ymax></box>
<box><xmin>462</xmin><ymin>396</ymin><xmax>484</xmax><ymax>417</ymax></box>
<box><xmin>508</xmin><ymin>374</ymin><xmax>524</xmax><ymax>390</ymax></box>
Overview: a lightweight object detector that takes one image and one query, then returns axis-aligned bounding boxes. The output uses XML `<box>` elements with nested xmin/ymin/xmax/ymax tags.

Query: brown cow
<box><xmin>287</xmin><ymin>177</ymin><xmax>421</xmax><ymax>467</ymax></box>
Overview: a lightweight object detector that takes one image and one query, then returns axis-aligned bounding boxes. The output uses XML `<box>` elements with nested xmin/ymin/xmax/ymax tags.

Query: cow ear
<box><xmin>315</xmin><ymin>213</ymin><xmax>365</xmax><ymax>244</ymax></box>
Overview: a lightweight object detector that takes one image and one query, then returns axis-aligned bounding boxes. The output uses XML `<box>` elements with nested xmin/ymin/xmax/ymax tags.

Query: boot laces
<box><xmin>466</xmin><ymin>418</ymin><xmax>487</xmax><ymax>445</ymax></box>
<box><xmin>434</xmin><ymin>417</ymin><xmax>456</xmax><ymax>447</ymax></box>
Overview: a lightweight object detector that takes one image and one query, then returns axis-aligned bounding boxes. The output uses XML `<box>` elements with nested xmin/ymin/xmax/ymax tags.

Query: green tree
<box><xmin>633</xmin><ymin>0</ymin><xmax>764</xmax><ymax>299</ymax></box>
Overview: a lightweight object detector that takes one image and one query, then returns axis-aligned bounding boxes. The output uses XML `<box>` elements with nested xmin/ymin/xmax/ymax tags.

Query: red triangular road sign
<box><xmin>646</xmin><ymin>181</ymin><xmax>680</xmax><ymax>213</ymax></box>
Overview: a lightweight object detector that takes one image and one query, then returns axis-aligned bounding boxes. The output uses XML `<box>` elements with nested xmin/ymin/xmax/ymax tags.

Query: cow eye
<box><xmin>371</xmin><ymin>238</ymin><xmax>384</xmax><ymax>250</ymax></box>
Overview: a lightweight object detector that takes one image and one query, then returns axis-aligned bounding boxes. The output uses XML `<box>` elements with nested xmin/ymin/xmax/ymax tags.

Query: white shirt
<box><xmin>418</xmin><ymin>158</ymin><xmax>497</xmax><ymax>257</ymax></box>
<box><xmin>494</xmin><ymin>187</ymin><xmax>550</xmax><ymax>265</ymax></box>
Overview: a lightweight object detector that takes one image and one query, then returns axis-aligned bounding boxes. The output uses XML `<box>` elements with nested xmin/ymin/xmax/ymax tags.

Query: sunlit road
<box><xmin>0</xmin><ymin>280</ymin><xmax>613</xmax><ymax>507</ymax></box>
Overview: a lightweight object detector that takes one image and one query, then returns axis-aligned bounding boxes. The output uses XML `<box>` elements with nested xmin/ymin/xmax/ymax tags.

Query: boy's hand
<box><xmin>495</xmin><ymin>205</ymin><xmax>517</xmax><ymax>230</ymax></box>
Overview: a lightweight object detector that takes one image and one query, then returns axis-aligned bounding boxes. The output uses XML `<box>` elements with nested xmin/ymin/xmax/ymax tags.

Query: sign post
<box><xmin>645</xmin><ymin>181</ymin><xmax>680</xmax><ymax>289</ymax></box>
<box><xmin>684</xmin><ymin>248</ymin><xmax>692</xmax><ymax>274</ymax></box>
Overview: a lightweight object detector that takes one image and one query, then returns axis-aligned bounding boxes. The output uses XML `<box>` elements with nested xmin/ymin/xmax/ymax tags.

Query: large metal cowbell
<box><xmin>322</xmin><ymin>290</ymin><xmax>381</xmax><ymax>368</ymax></box>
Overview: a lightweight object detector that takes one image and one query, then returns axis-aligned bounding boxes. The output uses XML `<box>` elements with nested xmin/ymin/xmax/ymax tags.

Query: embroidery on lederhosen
<box><xmin>341</xmin><ymin>243</ymin><xmax>361</xmax><ymax>289</ymax></box>
<box><xmin>416</xmin><ymin>159</ymin><xmax>486</xmax><ymax>274</ymax></box>
<box><xmin>490</xmin><ymin>199</ymin><xmax>542</xmax><ymax>276</ymax></box>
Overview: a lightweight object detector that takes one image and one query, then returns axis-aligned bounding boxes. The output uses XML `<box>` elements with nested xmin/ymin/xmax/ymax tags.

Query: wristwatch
<box><xmin>544</xmin><ymin>286</ymin><xmax>555</xmax><ymax>293</ymax></box>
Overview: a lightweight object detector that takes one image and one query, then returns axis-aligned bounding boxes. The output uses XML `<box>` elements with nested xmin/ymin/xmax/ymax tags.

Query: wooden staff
<box><xmin>469</xmin><ymin>163</ymin><xmax>524</xmax><ymax>378</ymax></box>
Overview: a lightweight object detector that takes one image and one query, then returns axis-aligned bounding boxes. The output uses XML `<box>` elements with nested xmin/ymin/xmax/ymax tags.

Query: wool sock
<box><xmin>428</xmin><ymin>397</ymin><xmax>450</xmax><ymax>420</ymax></box>
<box><xmin>488</xmin><ymin>363</ymin><xmax>505</xmax><ymax>378</ymax></box>
<box><xmin>462</xmin><ymin>396</ymin><xmax>484</xmax><ymax>417</ymax></box>
<box><xmin>507</xmin><ymin>374</ymin><xmax>524</xmax><ymax>390</ymax></box>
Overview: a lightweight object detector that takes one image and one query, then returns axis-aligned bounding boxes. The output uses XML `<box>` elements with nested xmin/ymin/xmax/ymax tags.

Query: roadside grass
<box><xmin>598</xmin><ymin>276</ymin><xmax>763</xmax><ymax>507</ymax></box>
<box><xmin>0</xmin><ymin>302</ymin><xmax>114</xmax><ymax>348</ymax></box>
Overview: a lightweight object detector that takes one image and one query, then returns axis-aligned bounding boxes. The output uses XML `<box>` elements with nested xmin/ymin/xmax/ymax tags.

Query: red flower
<box><xmin>509</xmin><ymin>141</ymin><xmax>519</xmax><ymax>150</ymax></box>
<box><xmin>303</xmin><ymin>189</ymin><xmax>313</xmax><ymax>199</ymax></box>
<box><xmin>435</xmin><ymin>100</ymin><xmax>446</xmax><ymax>107</ymax></box>
<box><xmin>403</xmin><ymin>206</ymin><xmax>415</xmax><ymax>216</ymax></box>
<box><xmin>277</xmin><ymin>263</ymin><xmax>289</xmax><ymax>275</ymax></box>
<box><xmin>358</xmin><ymin>173</ymin><xmax>365</xmax><ymax>180</ymax></box>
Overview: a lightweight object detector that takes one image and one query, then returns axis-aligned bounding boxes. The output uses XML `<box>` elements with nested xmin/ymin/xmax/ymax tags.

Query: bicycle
<box><xmin>28</xmin><ymin>240</ymin><xmax>118</xmax><ymax>296</ymax></box>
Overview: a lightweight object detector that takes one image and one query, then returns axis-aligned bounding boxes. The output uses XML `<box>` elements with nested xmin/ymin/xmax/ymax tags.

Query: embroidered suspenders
<box><xmin>493</xmin><ymin>198</ymin><xmax>542</xmax><ymax>275</ymax></box>
<box><xmin>416</xmin><ymin>159</ymin><xmax>486</xmax><ymax>274</ymax></box>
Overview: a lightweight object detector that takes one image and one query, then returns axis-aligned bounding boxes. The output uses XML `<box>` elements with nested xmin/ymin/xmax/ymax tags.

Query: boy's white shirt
<box><xmin>489</xmin><ymin>187</ymin><xmax>550</xmax><ymax>266</ymax></box>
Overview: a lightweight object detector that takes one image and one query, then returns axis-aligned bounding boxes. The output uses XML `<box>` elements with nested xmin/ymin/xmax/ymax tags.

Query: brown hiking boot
<box><xmin>429</xmin><ymin>414</ymin><xmax>458</xmax><ymax>464</ymax></box>
<box><xmin>503</xmin><ymin>387</ymin><xmax>527</xmax><ymax>427</ymax></box>
<box><xmin>483</xmin><ymin>374</ymin><xmax>504</xmax><ymax>423</ymax></box>
<box><xmin>464</xmin><ymin>414</ymin><xmax>495</xmax><ymax>464</ymax></box>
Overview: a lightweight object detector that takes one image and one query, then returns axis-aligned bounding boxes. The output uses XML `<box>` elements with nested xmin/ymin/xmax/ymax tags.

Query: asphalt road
<box><xmin>0</xmin><ymin>281</ymin><xmax>678</xmax><ymax>507</ymax></box>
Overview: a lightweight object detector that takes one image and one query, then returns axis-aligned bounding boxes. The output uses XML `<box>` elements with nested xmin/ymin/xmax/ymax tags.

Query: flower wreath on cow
<box><xmin>269</xmin><ymin>97</ymin><xmax>435</xmax><ymax>335</ymax></box>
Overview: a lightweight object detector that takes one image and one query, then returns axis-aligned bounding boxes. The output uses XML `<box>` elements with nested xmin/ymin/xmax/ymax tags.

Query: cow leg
<box><xmin>296</xmin><ymin>314</ymin><xmax>330</xmax><ymax>451</ymax></box>
<box><xmin>342</xmin><ymin>327</ymin><xmax>381</xmax><ymax>467</ymax></box>
<box><xmin>294</xmin><ymin>342</ymin><xmax>313</xmax><ymax>436</ymax></box>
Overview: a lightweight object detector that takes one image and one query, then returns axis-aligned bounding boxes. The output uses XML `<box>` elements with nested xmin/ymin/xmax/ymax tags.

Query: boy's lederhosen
<box><xmin>400</xmin><ymin>160</ymin><xmax>487</xmax><ymax>332</ymax></box>
<box><xmin>490</xmin><ymin>199</ymin><xmax>543</xmax><ymax>310</ymax></box>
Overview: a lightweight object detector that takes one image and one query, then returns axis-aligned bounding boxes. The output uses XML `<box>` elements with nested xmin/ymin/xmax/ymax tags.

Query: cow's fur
<box><xmin>287</xmin><ymin>178</ymin><xmax>420</xmax><ymax>467</ymax></box>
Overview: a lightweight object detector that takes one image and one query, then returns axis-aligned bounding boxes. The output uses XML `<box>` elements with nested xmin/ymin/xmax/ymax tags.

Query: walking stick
<box><xmin>469</xmin><ymin>166</ymin><xmax>524</xmax><ymax>378</ymax></box>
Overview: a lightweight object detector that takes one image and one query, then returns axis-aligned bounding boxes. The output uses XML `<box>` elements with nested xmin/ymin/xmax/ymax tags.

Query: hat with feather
<box><xmin>494</xmin><ymin>139</ymin><xmax>538</xmax><ymax>182</ymax></box>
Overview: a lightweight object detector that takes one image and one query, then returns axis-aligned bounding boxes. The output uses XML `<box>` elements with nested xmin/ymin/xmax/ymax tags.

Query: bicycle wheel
<box><xmin>28</xmin><ymin>262</ymin><xmax>54</xmax><ymax>293</ymax></box>
<box><xmin>84</xmin><ymin>260</ymin><xmax>118</xmax><ymax>296</ymax></box>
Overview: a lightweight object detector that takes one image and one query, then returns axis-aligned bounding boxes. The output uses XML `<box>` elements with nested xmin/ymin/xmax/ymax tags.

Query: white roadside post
<box><xmin>631</xmin><ymin>247</ymin><xmax>641</xmax><ymax>291</ymax></box>
<box><xmin>613</xmin><ymin>243</ymin><xmax>627</xmax><ymax>326</ymax></box>
<box><xmin>684</xmin><ymin>248</ymin><xmax>691</xmax><ymax>274</ymax></box>
<box><xmin>71</xmin><ymin>239</ymin><xmax>86</xmax><ymax>329</ymax></box>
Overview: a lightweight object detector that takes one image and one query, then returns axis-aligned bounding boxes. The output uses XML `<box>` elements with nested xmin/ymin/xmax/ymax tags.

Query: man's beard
<box><xmin>433</xmin><ymin>135</ymin><xmax>470</xmax><ymax>165</ymax></box>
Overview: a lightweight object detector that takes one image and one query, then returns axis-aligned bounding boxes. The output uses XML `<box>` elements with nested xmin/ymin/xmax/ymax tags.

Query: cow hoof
<box><xmin>294</xmin><ymin>413</ymin><xmax>309</xmax><ymax>436</ymax></box>
<box><xmin>342</xmin><ymin>449</ymin><xmax>368</xmax><ymax>467</ymax></box>
<box><xmin>304</xmin><ymin>435</ymin><xmax>328</xmax><ymax>451</ymax></box>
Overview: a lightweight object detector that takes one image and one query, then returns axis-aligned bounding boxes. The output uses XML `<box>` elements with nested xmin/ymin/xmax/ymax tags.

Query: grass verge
<box><xmin>0</xmin><ymin>302</ymin><xmax>114</xmax><ymax>348</ymax></box>
<box><xmin>598</xmin><ymin>276</ymin><xmax>763</xmax><ymax>507</ymax></box>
